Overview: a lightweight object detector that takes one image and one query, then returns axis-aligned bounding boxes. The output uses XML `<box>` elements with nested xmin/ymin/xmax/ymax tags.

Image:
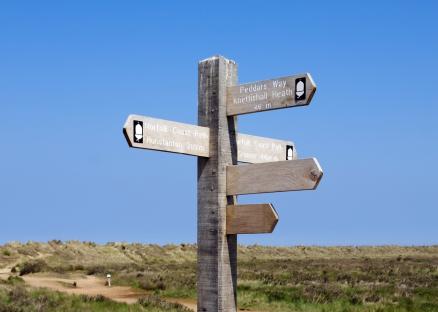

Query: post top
<box><xmin>199</xmin><ymin>55</ymin><xmax>236</xmax><ymax>65</ymax></box>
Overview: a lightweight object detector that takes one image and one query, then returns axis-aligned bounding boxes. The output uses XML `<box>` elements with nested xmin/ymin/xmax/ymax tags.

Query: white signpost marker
<box><xmin>123</xmin><ymin>55</ymin><xmax>323</xmax><ymax>312</ymax></box>
<box><xmin>106</xmin><ymin>274</ymin><xmax>111</xmax><ymax>287</ymax></box>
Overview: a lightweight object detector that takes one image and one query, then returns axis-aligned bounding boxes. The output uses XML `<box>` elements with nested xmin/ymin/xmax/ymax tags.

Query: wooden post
<box><xmin>198</xmin><ymin>55</ymin><xmax>238</xmax><ymax>311</ymax></box>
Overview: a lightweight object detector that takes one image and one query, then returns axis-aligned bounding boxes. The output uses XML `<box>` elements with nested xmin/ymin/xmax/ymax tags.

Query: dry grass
<box><xmin>1</xmin><ymin>242</ymin><xmax>438</xmax><ymax>311</ymax></box>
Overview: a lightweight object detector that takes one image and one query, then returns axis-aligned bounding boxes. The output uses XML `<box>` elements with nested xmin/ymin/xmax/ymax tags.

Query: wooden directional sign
<box><xmin>227</xmin><ymin>73</ymin><xmax>316</xmax><ymax>116</ymax></box>
<box><xmin>226</xmin><ymin>204</ymin><xmax>278</xmax><ymax>234</ymax></box>
<box><xmin>237</xmin><ymin>133</ymin><xmax>296</xmax><ymax>163</ymax></box>
<box><xmin>226</xmin><ymin>158</ymin><xmax>323</xmax><ymax>195</ymax></box>
<box><xmin>123</xmin><ymin>114</ymin><xmax>210</xmax><ymax>157</ymax></box>
<box><xmin>123</xmin><ymin>114</ymin><xmax>297</xmax><ymax>162</ymax></box>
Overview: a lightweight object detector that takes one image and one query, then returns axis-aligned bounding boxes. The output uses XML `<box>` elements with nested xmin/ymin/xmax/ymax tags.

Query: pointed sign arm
<box><xmin>227</xmin><ymin>73</ymin><xmax>317</xmax><ymax>116</ymax></box>
<box><xmin>226</xmin><ymin>158</ymin><xmax>323</xmax><ymax>195</ymax></box>
<box><xmin>226</xmin><ymin>204</ymin><xmax>279</xmax><ymax>234</ymax></box>
<box><xmin>123</xmin><ymin>114</ymin><xmax>210</xmax><ymax>157</ymax></box>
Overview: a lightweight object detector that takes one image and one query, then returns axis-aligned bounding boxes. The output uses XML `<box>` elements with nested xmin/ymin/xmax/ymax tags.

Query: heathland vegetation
<box><xmin>1</xmin><ymin>241</ymin><xmax>438</xmax><ymax>311</ymax></box>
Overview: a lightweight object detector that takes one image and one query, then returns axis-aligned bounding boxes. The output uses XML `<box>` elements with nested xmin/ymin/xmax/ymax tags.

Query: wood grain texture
<box><xmin>227</xmin><ymin>73</ymin><xmax>316</xmax><ymax>116</ymax></box>
<box><xmin>226</xmin><ymin>204</ymin><xmax>278</xmax><ymax>234</ymax></box>
<box><xmin>197</xmin><ymin>56</ymin><xmax>238</xmax><ymax>312</ymax></box>
<box><xmin>226</xmin><ymin>158</ymin><xmax>323</xmax><ymax>195</ymax></box>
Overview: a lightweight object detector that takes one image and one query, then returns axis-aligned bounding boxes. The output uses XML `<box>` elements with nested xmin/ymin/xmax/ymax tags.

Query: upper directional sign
<box><xmin>226</xmin><ymin>158</ymin><xmax>323</xmax><ymax>195</ymax></box>
<box><xmin>123</xmin><ymin>114</ymin><xmax>297</xmax><ymax>162</ymax></box>
<box><xmin>227</xmin><ymin>73</ymin><xmax>316</xmax><ymax>116</ymax></box>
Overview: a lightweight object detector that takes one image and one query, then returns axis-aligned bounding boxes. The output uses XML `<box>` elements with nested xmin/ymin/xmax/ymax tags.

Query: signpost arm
<box><xmin>198</xmin><ymin>55</ymin><xmax>238</xmax><ymax>312</ymax></box>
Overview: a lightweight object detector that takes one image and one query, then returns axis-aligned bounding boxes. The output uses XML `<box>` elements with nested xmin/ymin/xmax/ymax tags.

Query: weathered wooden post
<box><xmin>197</xmin><ymin>55</ymin><xmax>238</xmax><ymax>311</ymax></box>
<box><xmin>123</xmin><ymin>54</ymin><xmax>322</xmax><ymax>312</ymax></box>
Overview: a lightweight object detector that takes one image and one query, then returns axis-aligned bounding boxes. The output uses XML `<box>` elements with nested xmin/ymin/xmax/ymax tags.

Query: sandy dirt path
<box><xmin>21</xmin><ymin>274</ymin><xmax>261</xmax><ymax>311</ymax></box>
<box><xmin>22</xmin><ymin>274</ymin><xmax>145</xmax><ymax>304</ymax></box>
<box><xmin>0</xmin><ymin>268</ymin><xmax>11</xmax><ymax>280</ymax></box>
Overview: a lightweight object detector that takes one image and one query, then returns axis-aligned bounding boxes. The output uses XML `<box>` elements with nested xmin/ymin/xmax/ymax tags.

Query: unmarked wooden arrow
<box><xmin>227</xmin><ymin>73</ymin><xmax>316</xmax><ymax>116</ymax></box>
<box><xmin>226</xmin><ymin>158</ymin><xmax>323</xmax><ymax>195</ymax></box>
<box><xmin>226</xmin><ymin>204</ymin><xmax>278</xmax><ymax>234</ymax></box>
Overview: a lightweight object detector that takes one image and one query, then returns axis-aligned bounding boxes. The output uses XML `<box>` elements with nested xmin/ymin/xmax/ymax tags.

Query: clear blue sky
<box><xmin>1</xmin><ymin>1</ymin><xmax>437</xmax><ymax>246</ymax></box>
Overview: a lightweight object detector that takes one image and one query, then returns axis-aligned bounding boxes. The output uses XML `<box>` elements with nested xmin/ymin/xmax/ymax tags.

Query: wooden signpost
<box><xmin>123</xmin><ymin>55</ymin><xmax>323</xmax><ymax>312</ymax></box>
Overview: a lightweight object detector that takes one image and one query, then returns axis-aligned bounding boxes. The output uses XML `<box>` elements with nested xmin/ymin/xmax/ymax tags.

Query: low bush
<box><xmin>19</xmin><ymin>259</ymin><xmax>47</xmax><ymax>276</ymax></box>
<box><xmin>6</xmin><ymin>276</ymin><xmax>24</xmax><ymax>285</ymax></box>
<box><xmin>79</xmin><ymin>294</ymin><xmax>110</xmax><ymax>303</ymax></box>
<box><xmin>138</xmin><ymin>295</ymin><xmax>192</xmax><ymax>311</ymax></box>
<box><xmin>48</xmin><ymin>239</ymin><xmax>62</xmax><ymax>246</ymax></box>
<box><xmin>138</xmin><ymin>278</ymin><xmax>166</xmax><ymax>291</ymax></box>
<box><xmin>86</xmin><ymin>265</ymin><xmax>106</xmax><ymax>275</ymax></box>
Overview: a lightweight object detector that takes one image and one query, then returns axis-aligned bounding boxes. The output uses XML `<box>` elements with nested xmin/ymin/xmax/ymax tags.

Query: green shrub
<box><xmin>48</xmin><ymin>239</ymin><xmax>62</xmax><ymax>245</ymax></box>
<box><xmin>6</xmin><ymin>276</ymin><xmax>24</xmax><ymax>285</ymax></box>
<box><xmin>79</xmin><ymin>294</ymin><xmax>110</xmax><ymax>303</ymax></box>
<box><xmin>138</xmin><ymin>278</ymin><xmax>166</xmax><ymax>291</ymax></box>
<box><xmin>19</xmin><ymin>259</ymin><xmax>47</xmax><ymax>276</ymax></box>
<box><xmin>74</xmin><ymin>264</ymin><xmax>85</xmax><ymax>271</ymax></box>
<box><xmin>138</xmin><ymin>295</ymin><xmax>192</xmax><ymax>311</ymax></box>
<box><xmin>86</xmin><ymin>265</ymin><xmax>106</xmax><ymax>275</ymax></box>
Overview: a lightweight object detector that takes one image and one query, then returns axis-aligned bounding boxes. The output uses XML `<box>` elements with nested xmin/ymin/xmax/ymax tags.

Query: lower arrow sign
<box><xmin>226</xmin><ymin>204</ymin><xmax>279</xmax><ymax>234</ymax></box>
<box><xmin>226</xmin><ymin>158</ymin><xmax>323</xmax><ymax>195</ymax></box>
